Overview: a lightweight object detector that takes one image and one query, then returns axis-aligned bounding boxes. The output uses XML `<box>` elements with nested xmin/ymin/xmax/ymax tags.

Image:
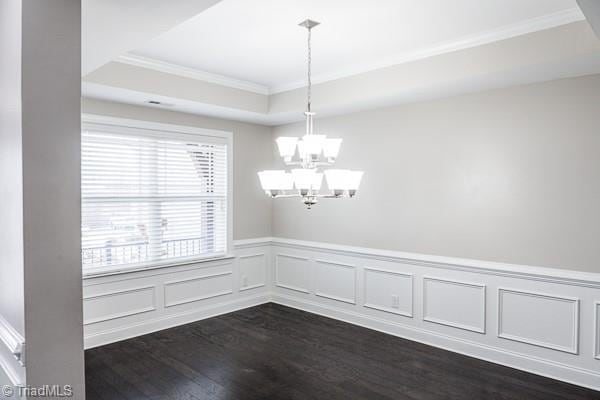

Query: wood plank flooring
<box><xmin>85</xmin><ymin>303</ymin><xmax>600</xmax><ymax>400</ymax></box>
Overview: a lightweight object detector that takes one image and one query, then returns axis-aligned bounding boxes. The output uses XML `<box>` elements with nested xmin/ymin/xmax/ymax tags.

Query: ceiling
<box><xmin>128</xmin><ymin>0</ymin><xmax>583</xmax><ymax>93</ymax></box>
<box><xmin>82</xmin><ymin>0</ymin><xmax>221</xmax><ymax>75</ymax></box>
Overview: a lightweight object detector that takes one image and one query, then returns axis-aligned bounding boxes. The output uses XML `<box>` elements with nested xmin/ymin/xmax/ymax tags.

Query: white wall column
<box><xmin>0</xmin><ymin>0</ymin><xmax>85</xmax><ymax>397</ymax></box>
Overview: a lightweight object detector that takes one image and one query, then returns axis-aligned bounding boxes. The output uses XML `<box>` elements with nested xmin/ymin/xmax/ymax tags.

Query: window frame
<box><xmin>81</xmin><ymin>114</ymin><xmax>234</xmax><ymax>278</ymax></box>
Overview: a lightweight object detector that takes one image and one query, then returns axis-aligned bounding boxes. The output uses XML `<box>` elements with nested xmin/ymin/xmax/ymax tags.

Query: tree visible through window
<box><xmin>81</xmin><ymin>121</ymin><xmax>228</xmax><ymax>271</ymax></box>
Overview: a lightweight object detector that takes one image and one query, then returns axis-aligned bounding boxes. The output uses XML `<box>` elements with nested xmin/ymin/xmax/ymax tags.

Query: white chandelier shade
<box><xmin>258</xmin><ymin>167</ymin><xmax>361</xmax><ymax>195</ymax></box>
<box><xmin>256</xmin><ymin>19</ymin><xmax>363</xmax><ymax>209</ymax></box>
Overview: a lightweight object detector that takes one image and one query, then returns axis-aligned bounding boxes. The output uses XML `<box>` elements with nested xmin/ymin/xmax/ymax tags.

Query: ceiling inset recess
<box><xmin>124</xmin><ymin>0</ymin><xmax>585</xmax><ymax>92</ymax></box>
<box><xmin>82</xmin><ymin>0</ymin><xmax>600</xmax><ymax>125</ymax></box>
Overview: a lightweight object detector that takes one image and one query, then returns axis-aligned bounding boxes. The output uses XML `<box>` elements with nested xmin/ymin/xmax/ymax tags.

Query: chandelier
<box><xmin>257</xmin><ymin>19</ymin><xmax>364</xmax><ymax>209</ymax></box>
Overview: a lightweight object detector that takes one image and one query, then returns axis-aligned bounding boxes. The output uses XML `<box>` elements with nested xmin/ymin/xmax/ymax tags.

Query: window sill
<box><xmin>82</xmin><ymin>254</ymin><xmax>236</xmax><ymax>280</ymax></box>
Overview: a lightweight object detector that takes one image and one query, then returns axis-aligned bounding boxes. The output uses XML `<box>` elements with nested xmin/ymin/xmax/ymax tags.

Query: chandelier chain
<box><xmin>307</xmin><ymin>26</ymin><xmax>312</xmax><ymax>113</ymax></box>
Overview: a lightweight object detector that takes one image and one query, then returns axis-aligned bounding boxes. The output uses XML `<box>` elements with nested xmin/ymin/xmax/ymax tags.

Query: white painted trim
<box><xmin>595</xmin><ymin>302</ymin><xmax>600</xmax><ymax>360</ymax></box>
<box><xmin>238</xmin><ymin>253</ymin><xmax>267</xmax><ymax>292</ymax></box>
<box><xmin>271</xmin><ymin>293</ymin><xmax>600</xmax><ymax>392</ymax></box>
<box><xmin>0</xmin><ymin>355</ymin><xmax>24</xmax><ymax>388</ymax></box>
<box><xmin>116</xmin><ymin>9</ymin><xmax>584</xmax><ymax>96</ymax></box>
<box><xmin>315</xmin><ymin>259</ymin><xmax>356</xmax><ymax>269</ymax></box>
<box><xmin>422</xmin><ymin>277</ymin><xmax>487</xmax><ymax>334</ymax></box>
<box><xmin>497</xmin><ymin>288</ymin><xmax>580</xmax><ymax>355</ymax></box>
<box><xmin>84</xmin><ymin>259</ymin><xmax>235</xmax><ymax>286</ymax></box>
<box><xmin>270</xmin><ymin>238</ymin><xmax>600</xmax><ymax>289</ymax></box>
<box><xmin>270</xmin><ymin>7</ymin><xmax>585</xmax><ymax>93</ymax></box>
<box><xmin>314</xmin><ymin>292</ymin><xmax>355</xmax><ymax>305</ymax></box>
<box><xmin>275</xmin><ymin>253</ymin><xmax>310</xmax><ymax>261</ymax></box>
<box><xmin>314</xmin><ymin>259</ymin><xmax>357</xmax><ymax>305</ymax></box>
<box><xmin>0</xmin><ymin>315</ymin><xmax>24</xmax><ymax>366</ymax></box>
<box><xmin>362</xmin><ymin>267</ymin><xmax>414</xmax><ymax>318</ymax></box>
<box><xmin>233</xmin><ymin>237</ymin><xmax>273</xmax><ymax>248</ymax></box>
<box><xmin>0</xmin><ymin>315</ymin><xmax>25</xmax><ymax>386</ymax></box>
<box><xmin>85</xmin><ymin>293</ymin><xmax>271</xmax><ymax>349</ymax></box>
<box><xmin>83</xmin><ymin>255</ymin><xmax>236</xmax><ymax>279</ymax></box>
<box><xmin>274</xmin><ymin>253</ymin><xmax>311</xmax><ymax>294</ymax></box>
<box><xmin>163</xmin><ymin>271</ymin><xmax>233</xmax><ymax>308</ymax></box>
<box><xmin>238</xmin><ymin>253</ymin><xmax>267</xmax><ymax>260</ymax></box>
<box><xmin>82</xmin><ymin>113</ymin><xmax>232</xmax><ymax>139</ymax></box>
<box><xmin>239</xmin><ymin>283</ymin><xmax>266</xmax><ymax>292</ymax></box>
<box><xmin>116</xmin><ymin>54</ymin><xmax>270</xmax><ymax>95</ymax></box>
<box><xmin>83</xmin><ymin>285</ymin><xmax>157</xmax><ymax>325</ymax></box>
<box><xmin>275</xmin><ymin>284</ymin><xmax>310</xmax><ymax>294</ymax></box>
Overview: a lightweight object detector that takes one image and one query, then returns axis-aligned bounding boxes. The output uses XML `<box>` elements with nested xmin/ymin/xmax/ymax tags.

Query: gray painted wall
<box><xmin>0</xmin><ymin>0</ymin><xmax>25</xmax><ymax>336</ymax></box>
<box><xmin>20</xmin><ymin>0</ymin><xmax>85</xmax><ymax>396</ymax></box>
<box><xmin>273</xmin><ymin>74</ymin><xmax>600</xmax><ymax>273</ymax></box>
<box><xmin>82</xmin><ymin>98</ymin><xmax>273</xmax><ymax>240</ymax></box>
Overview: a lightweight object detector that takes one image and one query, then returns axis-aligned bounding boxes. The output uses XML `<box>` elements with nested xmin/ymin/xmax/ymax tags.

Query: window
<box><xmin>81</xmin><ymin>117</ymin><xmax>231</xmax><ymax>273</ymax></box>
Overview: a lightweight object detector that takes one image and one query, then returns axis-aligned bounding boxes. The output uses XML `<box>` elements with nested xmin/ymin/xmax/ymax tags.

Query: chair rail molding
<box><xmin>82</xmin><ymin>236</ymin><xmax>600</xmax><ymax>391</ymax></box>
<box><xmin>269</xmin><ymin>238</ymin><xmax>600</xmax><ymax>288</ymax></box>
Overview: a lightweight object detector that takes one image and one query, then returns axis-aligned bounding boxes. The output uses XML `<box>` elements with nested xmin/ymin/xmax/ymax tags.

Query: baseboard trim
<box><xmin>271</xmin><ymin>293</ymin><xmax>600</xmax><ymax>392</ymax></box>
<box><xmin>84</xmin><ymin>293</ymin><xmax>271</xmax><ymax>349</ymax></box>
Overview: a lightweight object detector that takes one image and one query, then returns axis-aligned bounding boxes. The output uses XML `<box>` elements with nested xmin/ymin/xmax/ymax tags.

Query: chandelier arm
<box><xmin>269</xmin><ymin>193</ymin><xmax>303</xmax><ymax>198</ymax></box>
<box><xmin>283</xmin><ymin>161</ymin><xmax>304</xmax><ymax>167</ymax></box>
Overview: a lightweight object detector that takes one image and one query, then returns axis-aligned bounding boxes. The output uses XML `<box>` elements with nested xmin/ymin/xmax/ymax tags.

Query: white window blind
<box><xmin>81</xmin><ymin>122</ymin><xmax>229</xmax><ymax>271</ymax></box>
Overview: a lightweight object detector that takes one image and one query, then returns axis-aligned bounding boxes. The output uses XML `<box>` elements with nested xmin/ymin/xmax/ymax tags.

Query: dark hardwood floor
<box><xmin>85</xmin><ymin>303</ymin><xmax>600</xmax><ymax>400</ymax></box>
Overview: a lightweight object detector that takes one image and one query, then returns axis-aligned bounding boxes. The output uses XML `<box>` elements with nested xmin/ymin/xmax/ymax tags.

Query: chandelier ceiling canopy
<box><xmin>257</xmin><ymin>19</ymin><xmax>364</xmax><ymax>209</ymax></box>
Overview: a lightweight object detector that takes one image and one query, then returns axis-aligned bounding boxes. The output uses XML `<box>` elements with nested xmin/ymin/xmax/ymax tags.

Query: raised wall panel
<box><xmin>82</xmin><ymin>238</ymin><xmax>600</xmax><ymax>391</ymax></box>
<box><xmin>595</xmin><ymin>302</ymin><xmax>600</xmax><ymax>360</ymax></box>
<box><xmin>498</xmin><ymin>288</ymin><xmax>579</xmax><ymax>354</ymax></box>
<box><xmin>423</xmin><ymin>277</ymin><xmax>486</xmax><ymax>333</ymax></box>
<box><xmin>84</xmin><ymin>285</ymin><xmax>156</xmax><ymax>325</ymax></box>
<box><xmin>315</xmin><ymin>260</ymin><xmax>356</xmax><ymax>304</ymax></box>
<box><xmin>239</xmin><ymin>253</ymin><xmax>267</xmax><ymax>291</ymax></box>
<box><xmin>275</xmin><ymin>254</ymin><xmax>310</xmax><ymax>293</ymax></box>
<box><xmin>164</xmin><ymin>271</ymin><xmax>233</xmax><ymax>308</ymax></box>
<box><xmin>363</xmin><ymin>267</ymin><xmax>413</xmax><ymax>317</ymax></box>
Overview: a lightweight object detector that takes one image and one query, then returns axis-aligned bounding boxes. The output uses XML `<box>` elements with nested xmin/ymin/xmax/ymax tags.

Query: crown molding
<box><xmin>115</xmin><ymin>8</ymin><xmax>584</xmax><ymax>96</ymax></box>
<box><xmin>116</xmin><ymin>54</ymin><xmax>270</xmax><ymax>95</ymax></box>
<box><xmin>269</xmin><ymin>7</ymin><xmax>586</xmax><ymax>93</ymax></box>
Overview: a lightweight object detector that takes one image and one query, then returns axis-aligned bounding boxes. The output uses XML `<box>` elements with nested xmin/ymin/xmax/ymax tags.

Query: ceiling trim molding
<box><xmin>115</xmin><ymin>7</ymin><xmax>584</xmax><ymax>96</ymax></box>
<box><xmin>269</xmin><ymin>7</ymin><xmax>586</xmax><ymax>93</ymax></box>
<box><xmin>116</xmin><ymin>54</ymin><xmax>271</xmax><ymax>95</ymax></box>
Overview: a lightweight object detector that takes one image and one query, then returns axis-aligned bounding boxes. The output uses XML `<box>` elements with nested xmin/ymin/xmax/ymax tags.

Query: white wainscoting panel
<box><xmin>164</xmin><ymin>271</ymin><xmax>233</xmax><ymax>308</ymax></box>
<box><xmin>83</xmin><ymin>243</ymin><xmax>271</xmax><ymax>348</ymax></box>
<box><xmin>315</xmin><ymin>259</ymin><xmax>356</xmax><ymax>304</ymax></box>
<box><xmin>275</xmin><ymin>254</ymin><xmax>311</xmax><ymax>294</ymax></box>
<box><xmin>498</xmin><ymin>288</ymin><xmax>579</xmax><ymax>354</ymax></box>
<box><xmin>423</xmin><ymin>277</ymin><xmax>486</xmax><ymax>333</ymax></box>
<box><xmin>595</xmin><ymin>302</ymin><xmax>600</xmax><ymax>360</ymax></box>
<box><xmin>81</xmin><ymin>237</ymin><xmax>600</xmax><ymax>391</ymax></box>
<box><xmin>84</xmin><ymin>285</ymin><xmax>157</xmax><ymax>325</ymax></box>
<box><xmin>363</xmin><ymin>267</ymin><xmax>413</xmax><ymax>317</ymax></box>
<box><xmin>239</xmin><ymin>253</ymin><xmax>267</xmax><ymax>291</ymax></box>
